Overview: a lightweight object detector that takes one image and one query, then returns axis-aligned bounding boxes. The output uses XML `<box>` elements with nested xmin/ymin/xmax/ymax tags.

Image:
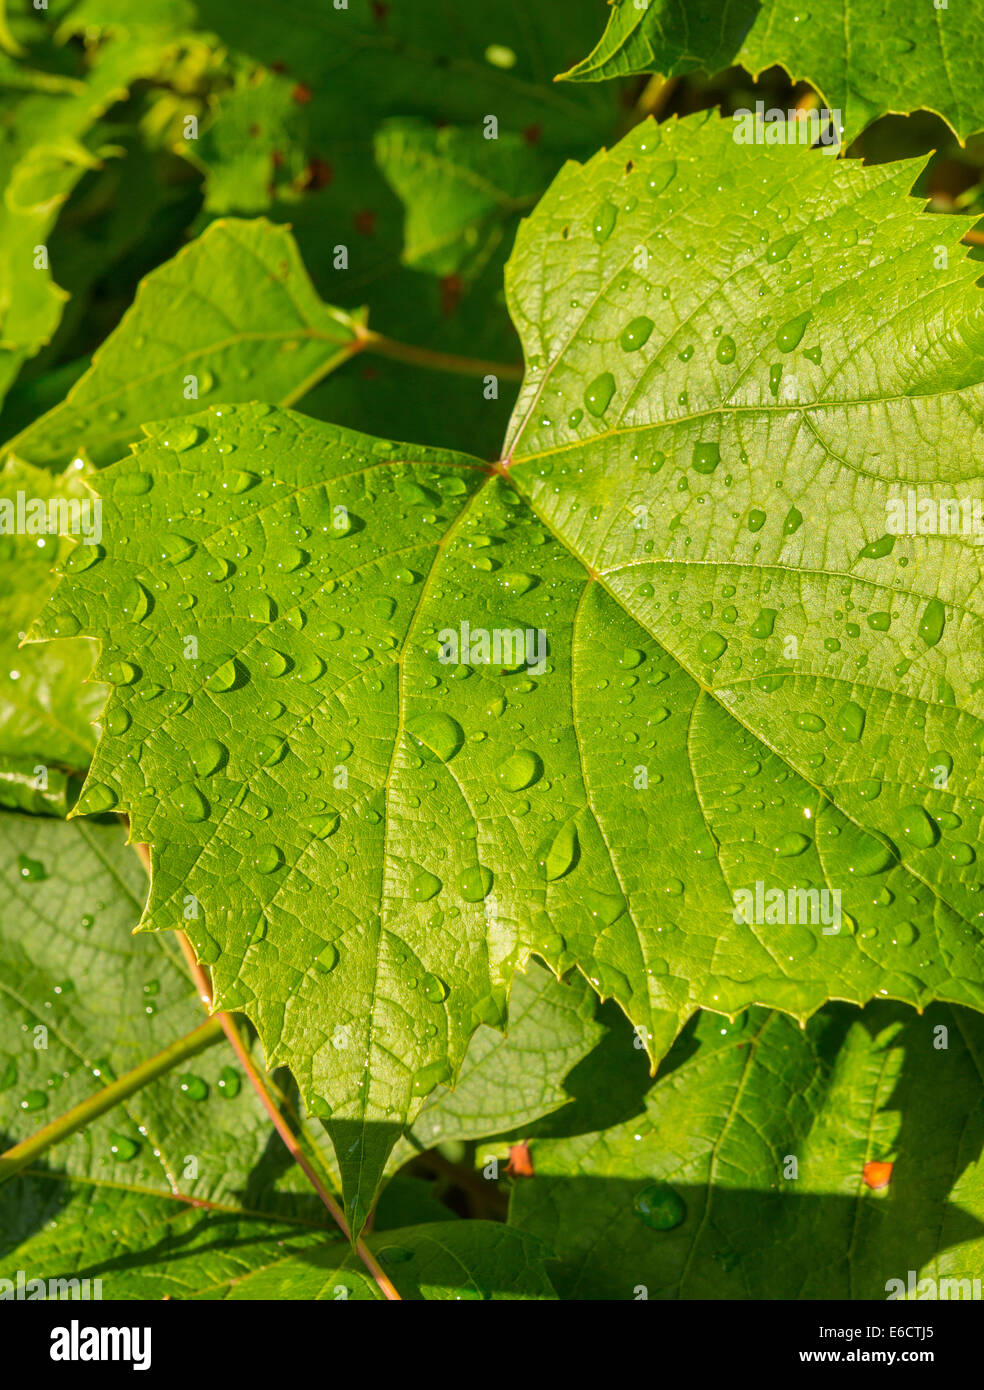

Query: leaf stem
<box><xmin>359</xmin><ymin>329</ymin><xmax>524</xmax><ymax>382</ymax></box>
<box><xmin>0</xmin><ymin>1016</ymin><xmax>225</xmax><ymax>1186</ymax></box>
<box><xmin>131</xmin><ymin>842</ymin><xmax>400</xmax><ymax>1300</ymax></box>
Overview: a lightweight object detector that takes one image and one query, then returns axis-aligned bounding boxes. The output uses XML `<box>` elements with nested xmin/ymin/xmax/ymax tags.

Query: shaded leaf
<box><xmin>508</xmin><ymin>1003</ymin><xmax>984</xmax><ymax>1299</ymax></box>
<box><xmin>563</xmin><ymin>0</ymin><xmax>984</xmax><ymax>142</ymax></box>
<box><xmin>0</xmin><ymin>457</ymin><xmax>102</xmax><ymax>776</ymax></box>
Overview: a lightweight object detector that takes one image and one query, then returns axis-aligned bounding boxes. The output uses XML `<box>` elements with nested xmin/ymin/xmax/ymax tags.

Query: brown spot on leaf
<box><xmin>300</xmin><ymin>157</ymin><xmax>333</xmax><ymax>191</ymax></box>
<box><xmin>291</xmin><ymin>83</ymin><xmax>312</xmax><ymax>104</ymax></box>
<box><xmin>354</xmin><ymin>209</ymin><xmax>376</xmax><ymax>236</ymax></box>
<box><xmin>523</xmin><ymin>123</ymin><xmax>542</xmax><ymax>145</ymax></box>
<box><xmin>440</xmin><ymin>273</ymin><xmax>464</xmax><ymax>317</ymax></box>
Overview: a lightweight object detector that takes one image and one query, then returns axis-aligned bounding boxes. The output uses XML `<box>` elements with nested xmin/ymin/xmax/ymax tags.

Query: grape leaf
<box><xmin>0</xmin><ymin>19</ymin><xmax>216</xmax><ymax>408</ymax></box>
<box><xmin>373</xmin><ymin>120</ymin><xmax>552</xmax><ymax>280</ymax></box>
<box><xmin>0</xmin><ymin>457</ymin><xmax>102</xmax><ymax>777</ymax></box>
<box><xmin>34</xmin><ymin>113</ymin><xmax>984</xmax><ymax>1230</ymax></box>
<box><xmin>508</xmin><ymin>1002</ymin><xmax>984</xmax><ymax>1299</ymax></box>
<box><xmin>0</xmin><ymin>809</ymin><xmax>555</xmax><ymax>1300</ymax></box>
<box><xmin>388</xmin><ymin>963</ymin><xmax>604</xmax><ymax>1170</ymax></box>
<box><xmin>562</xmin><ymin>0</ymin><xmax>984</xmax><ymax>142</ymax></box>
<box><xmin>0</xmin><ymin>809</ymin><xmax>330</xmax><ymax>1213</ymax></box>
<box><xmin>1</xmin><ymin>1182</ymin><xmax>553</xmax><ymax>1299</ymax></box>
<box><xmin>6</xmin><ymin>219</ymin><xmax>365</xmax><ymax>471</ymax></box>
<box><xmin>181</xmin><ymin>0</ymin><xmax>625</xmax><ymax>455</ymax></box>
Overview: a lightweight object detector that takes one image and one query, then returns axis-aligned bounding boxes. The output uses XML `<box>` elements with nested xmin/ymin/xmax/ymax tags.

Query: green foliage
<box><xmin>564</xmin><ymin>0</ymin><xmax>984</xmax><ymax>142</ymax></box>
<box><xmin>509</xmin><ymin>1004</ymin><xmax>984</xmax><ymax>1298</ymax></box>
<box><xmin>3</xmin><ymin>0</ymin><xmax>984</xmax><ymax>1305</ymax></box>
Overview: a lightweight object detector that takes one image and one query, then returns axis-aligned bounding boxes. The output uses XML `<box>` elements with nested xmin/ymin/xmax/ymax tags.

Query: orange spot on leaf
<box><xmin>863</xmin><ymin>1160</ymin><xmax>893</xmax><ymax>1190</ymax></box>
<box><xmin>506</xmin><ymin>1142</ymin><xmax>534</xmax><ymax>1178</ymax></box>
<box><xmin>291</xmin><ymin>83</ymin><xmax>312</xmax><ymax>104</ymax></box>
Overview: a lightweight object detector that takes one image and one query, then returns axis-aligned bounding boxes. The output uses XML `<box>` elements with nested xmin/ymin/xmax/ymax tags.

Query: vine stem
<box><xmin>358</xmin><ymin>328</ymin><xmax>524</xmax><ymax>382</ymax></box>
<box><xmin>0</xmin><ymin>1016</ymin><xmax>225</xmax><ymax>1185</ymax></box>
<box><xmin>131</xmin><ymin>841</ymin><xmax>400</xmax><ymax>1301</ymax></box>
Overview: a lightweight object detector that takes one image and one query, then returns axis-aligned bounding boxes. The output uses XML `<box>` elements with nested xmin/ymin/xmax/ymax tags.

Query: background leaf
<box><xmin>0</xmin><ymin>457</ymin><xmax>102</xmax><ymax>778</ymax></box>
<box><xmin>562</xmin><ymin>0</ymin><xmax>984</xmax><ymax>143</ymax></box>
<box><xmin>508</xmin><ymin>1002</ymin><xmax>984</xmax><ymax>1299</ymax></box>
<box><xmin>7</xmin><ymin>219</ymin><xmax>365</xmax><ymax>470</ymax></box>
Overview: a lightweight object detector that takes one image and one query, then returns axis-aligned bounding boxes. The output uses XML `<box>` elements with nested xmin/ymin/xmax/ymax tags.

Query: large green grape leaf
<box><xmin>1</xmin><ymin>1182</ymin><xmax>554</xmax><ymax>1299</ymax></box>
<box><xmin>508</xmin><ymin>1002</ymin><xmax>984</xmax><ymax>1299</ymax></box>
<box><xmin>33</xmin><ymin>112</ymin><xmax>984</xmax><ymax>1230</ymax></box>
<box><xmin>6</xmin><ymin>219</ymin><xmax>365</xmax><ymax>471</ymax></box>
<box><xmin>0</xmin><ymin>457</ymin><xmax>102</xmax><ymax>778</ymax></box>
<box><xmin>562</xmin><ymin>0</ymin><xmax>984</xmax><ymax>143</ymax></box>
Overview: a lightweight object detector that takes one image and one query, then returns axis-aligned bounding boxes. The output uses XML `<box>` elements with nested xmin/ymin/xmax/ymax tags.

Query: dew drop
<box><xmin>305</xmin><ymin>811</ymin><xmax>340</xmax><ymax>839</ymax></box>
<box><xmin>77</xmin><ymin>782</ymin><xmax>118</xmax><ymax>814</ymax></box>
<box><xmin>217</xmin><ymin>1065</ymin><xmax>241</xmax><ymax>1097</ymax></box>
<box><xmin>836</xmin><ymin>700</ymin><xmax>866</xmax><ymax>743</ymax></box>
<box><xmin>109</xmin><ymin>1132</ymin><xmax>139</xmax><ymax>1161</ymax></box>
<box><xmin>175</xmin><ymin>782</ymin><xmax>208</xmax><ymax>823</ymax></box>
<box><xmin>584</xmin><ymin>371</ymin><xmax>616</xmax><ymax>417</ymax></box>
<box><xmin>254</xmin><ymin>844</ymin><xmax>283</xmax><ymax>873</ymax></box>
<box><xmin>691</xmin><ymin>442</ymin><xmax>720</xmax><ymax>474</ymax></box>
<box><xmin>191</xmin><ymin>738</ymin><xmax>226</xmax><ymax>776</ymax></box>
<box><xmin>898</xmin><ymin>805</ymin><xmax>939</xmax><ymax>849</ymax></box>
<box><xmin>407</xmin><ymin>712</ymin><xmax>464</xmax><ymax>763</ymax></box>
<box><xmin>592</xmin><ymin>200</ymin><xmax>617</xmax><ymax>242</ymax></box>
<box><xmin>421</xmin><ymin>972</ymin><xmax>449</xmax><ymax>1002</ymax></box>
<box><xmin>460</xmin><ymin>864</ymin><xmax>494</xmax><ymax>901</ymax></box>
<box><xmin>497</xmin><ymin>750</ymin><xmax>543</xmax><ymax>792</ymax></box>
<box><xmin>775</xmin><ymin>309</ymin><xmax>812</xmax><ymax>352</ymax></box>
<box><xmin>918</xmin><ymin>598</ymin><xmax>946</xmax><ymax>648</ymax></box>
<box><xmin>537</xmin><ymin>822</ymin><xmax>578</xmax><ymax>881</ymax></box>
<box><xmin>164</xmin><ymin>425</ymin><xmax>204</xmax><ymax>451</ymax></box>
<box><xmin>634</xmin><ymin>1181</ymin><xmax>685</xmax><ymax>1230</ymax></box>
<box><xmin>620</xmin><ymin>316</ymin><xmax>654</xmax><ymax>352</ymax></box>
<box><xmin>698</xmin><ymin>631</ymin><xmax>727</xmax><ymax>662</ymax></box>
